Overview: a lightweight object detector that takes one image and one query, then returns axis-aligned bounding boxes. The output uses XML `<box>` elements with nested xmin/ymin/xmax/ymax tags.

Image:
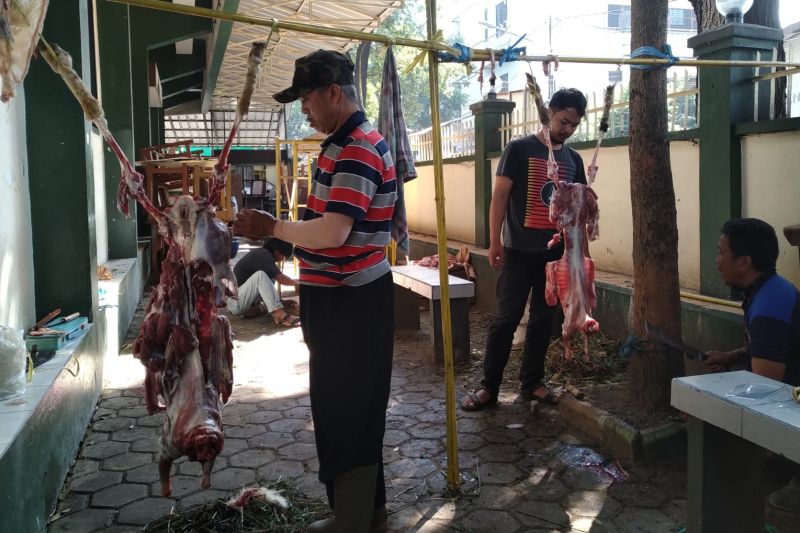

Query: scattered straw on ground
<box><xmin>544</xmin><ymin>333</ymin><xmax>628</xmax><ymax>388</ymax></box>
<box><xmin>144</xmin><ymin>480</ymin><xmax>329</xmax><ymax>533</ymax></box>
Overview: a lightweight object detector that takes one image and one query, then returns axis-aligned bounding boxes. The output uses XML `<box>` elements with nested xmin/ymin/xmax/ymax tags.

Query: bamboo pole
<box><xmin>108</xmin><ymin>0</ymin><xmax>460</xmax><ymax>55</ymax></box>
<box><xmin>107</xmin><ymin>0</ymin><xmax>800</xmax><ymax>70</ymax></box>
<box><xmin>751</xmin><ymin>66</ymin><xmax>800</xmax><ymax>83</ymax></box>
<box><xmin>425</xmin><ymin>0</ymin><xmax>459</xmax><ymax>492</ymax></box>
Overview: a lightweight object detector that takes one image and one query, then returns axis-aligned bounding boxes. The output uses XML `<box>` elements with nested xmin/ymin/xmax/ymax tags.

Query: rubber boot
<box><xmin>307</xmin><ymin>464</ymin><xmax>379</xmax><ymax>533</ymax></box>
<box><xmin>307</xmin><ymin>506</ymin><xmax>387</xmax><ymax>533</ymax></box>
<box><xmin>769</xmin><ymin>474</ymin><xmax>800</xmax><ymax>513</ymax></box>
<box><xmin>370</xmin><ymin>505</ymin><xmax>388</xmax><ymax>532</ymax></box>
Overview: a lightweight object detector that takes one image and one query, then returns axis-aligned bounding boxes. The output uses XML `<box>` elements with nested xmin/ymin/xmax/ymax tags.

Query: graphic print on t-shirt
<box><xmin>524</xmin><ymin>157</ymin><xmax>570</xmax><ymax>229</ymax></box>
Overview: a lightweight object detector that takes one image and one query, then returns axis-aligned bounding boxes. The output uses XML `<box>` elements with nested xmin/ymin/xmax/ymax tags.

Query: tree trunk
<box><xmin>745</xmin><ymin>0</ymin><xmax>786</xmax><ymax>119</ymax></box>
<box><xmin>689</xmin><ymin>0</ymin><xmax>725</xmax><ymax>31</ymax></box>
<box><xmin>628</xmin><ymin>0</ymin><xmax>684</xmax><ymax>410</ymax></box>
<box><xmin>690</xmin><ymin>0</ymin><xmax>786</xmax><ymax>118</ymax></box>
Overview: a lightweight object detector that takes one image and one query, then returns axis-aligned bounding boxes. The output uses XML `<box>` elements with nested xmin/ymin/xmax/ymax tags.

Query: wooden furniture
<box><xmin>275</xmin><ymin>139</ymin><xmax>319</xmax><ymax>224</ymax></box>
<box><xmin>672</xmin><ymin>371</ymin><xmax>800</xmax><ymax>532</ymax></box>
<box><xmin>138</xmin><ymin>157</ymin><xmax>234</xmax><ymax>278</ymax></box>
<box><xmin>138</xmin><ymin>139</ymin><xmax>197</xmax><ymax>162</ymax></box>
<box><xmin>391</xmin><ymin>265</ymin><xmax>474</xmax><ymax>363</ymax></box>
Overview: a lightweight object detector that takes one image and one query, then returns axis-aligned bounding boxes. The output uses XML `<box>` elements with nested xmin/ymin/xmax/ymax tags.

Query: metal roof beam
<box><xmin>201</xmin><ymin>0</ymin><xmax>241</xmax><ymax>114</ymax></box>
<box><xmin>162</xmin><ymin>72</ymin><xmax>205</xmax><ymax>98</ymax></box>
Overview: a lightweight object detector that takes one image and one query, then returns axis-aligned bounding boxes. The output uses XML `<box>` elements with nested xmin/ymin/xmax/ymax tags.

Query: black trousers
<box><xmin>481</xmin><ymin>246</ymin><xmax>563</xmax><ymax>395</ymax></box>
<box><xmin>299</xmin><ymin>272</ymin><xmax>394</xmax><ymax>509</ymax></box>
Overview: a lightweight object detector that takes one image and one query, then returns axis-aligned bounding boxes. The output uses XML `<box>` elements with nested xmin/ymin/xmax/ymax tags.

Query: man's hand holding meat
<box><xmin>233</xmin><ymin>209</ymin><xmax>276</xmax><ymax>240</ymax></box>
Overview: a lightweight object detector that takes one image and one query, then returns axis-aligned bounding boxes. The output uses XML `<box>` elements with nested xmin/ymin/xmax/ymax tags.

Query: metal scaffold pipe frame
<box><xmin>108</xmin><ymin>0</ymin><xmax>800</xmax><ymax>70</ymax></box>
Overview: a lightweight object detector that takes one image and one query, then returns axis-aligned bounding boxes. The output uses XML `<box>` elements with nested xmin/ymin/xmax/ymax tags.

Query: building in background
<box><xmin>439</xmin><ymin>0</ymin><xmax>698</xmax><ymax>113</ymax></box>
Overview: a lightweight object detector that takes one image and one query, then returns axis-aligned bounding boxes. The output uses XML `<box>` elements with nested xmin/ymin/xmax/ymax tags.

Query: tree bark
<box><xmin>690</xmin><ymin>0</ymin><xmax>786</xmax><ymax>118</ymax></box>
<box><xmin>628</xmin><ymin>0</ymin><xmax>684</xmax><ymax>410</ymax></box>
<box><xmin>689</xmin><ymin>0</ymin><xmax>725</xmax><ymax>31</ymax></box>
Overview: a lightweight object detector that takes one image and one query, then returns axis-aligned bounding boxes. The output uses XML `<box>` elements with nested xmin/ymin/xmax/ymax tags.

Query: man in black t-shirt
<box><xmin>463</xmin><ymin>88</ymin><xmax>588</xmax><ymax>411</ymax></box>
<box><xmin>227</xmin><ymin>238</ymin><xmax>300</xmax><ymax>327</ymax></box>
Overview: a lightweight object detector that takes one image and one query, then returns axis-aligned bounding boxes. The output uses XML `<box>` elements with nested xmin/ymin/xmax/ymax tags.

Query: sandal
<box><xmin>281</xmin><ymin>299</ymin><xmax>299</xmax><ymax>311</ymax></box>
<box><xmin>461</xmin><ymin>388</ymin><xmax>497</xmax><ymax>412</ymax></box>
<box><xmin>521</xmin><ymin>384</ymin><xmax>559</xmax><ymax>405</ymax></box>
<box><xmin>274</xmin><ymin>314</ymin><xmax>301</xmax><ymax>328</ymax></box>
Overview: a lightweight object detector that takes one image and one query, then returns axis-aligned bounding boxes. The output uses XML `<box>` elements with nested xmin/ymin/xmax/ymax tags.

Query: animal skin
<box><xmin>42</xmin><ymin>40</ymin><xmax>265</xmax><ymax>495</ymax></box>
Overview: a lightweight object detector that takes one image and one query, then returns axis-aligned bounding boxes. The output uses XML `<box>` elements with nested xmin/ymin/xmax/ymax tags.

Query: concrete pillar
<box><xmin>129</xmin><ymin>6</ymin><xmax>210</xmax><ymax>154</ymax></box>
<box><xmin>686</xmin><ymin>416</ymin><xmax>764</xmax><ymax>532</ymax></box>
<box><xmin>470</xmin><ymin>98</ymin><xmax>515</xmax><ymax>248</ymax></box>
<box><xmin>688</xmin><ymin>23</ymin><xmax>783</xmax><ymax>297</ymax></box>
<box><xmin>25</xmin><ymin>0</ymin><xmax>98</xmax><ymax>319</ymax></box>
<box><xmin>96</xmin><ymin>1</ymin><xmax>138</xmax><ymax>260</ymax></box>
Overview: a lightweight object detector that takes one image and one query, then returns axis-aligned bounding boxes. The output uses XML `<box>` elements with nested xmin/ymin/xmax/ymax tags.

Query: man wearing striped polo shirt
<box><xmin>233</xmin><ymin>49</ymin><xmax>397</xmax><ymax>533</ymax></box>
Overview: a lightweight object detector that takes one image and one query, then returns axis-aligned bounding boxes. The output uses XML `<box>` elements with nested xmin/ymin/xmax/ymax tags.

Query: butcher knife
<box><xmin>45</xmin><ymin>312</ymin><xmax>80</xmax><ymax>327</ymax></box>
<box><xmin>644</xmin><ymin>321</ymin><xmax>706</xmax><ymax>362</ymax></box>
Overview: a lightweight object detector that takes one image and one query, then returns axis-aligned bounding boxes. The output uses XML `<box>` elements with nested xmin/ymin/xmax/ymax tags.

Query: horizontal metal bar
<box><xmin>107</xmin><ymin>0</ymin><xmax>800</xmax><ymax>70</ymax></box>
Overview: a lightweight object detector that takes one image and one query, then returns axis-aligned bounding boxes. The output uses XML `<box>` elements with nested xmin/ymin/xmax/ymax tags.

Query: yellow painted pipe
<box><xmin>107</xmin><ymin>0</ymin><xmax>800</xmax><ymax>70</ymax></box>
<box><xmin>679</xmin><ymin>290</ymin><xmax>740</xmax><ymax>309</ymax></box>
<box><xmin>425</xmin><ymin>0</ymin><xmax>459</xmax><ymax>492</ymax></box>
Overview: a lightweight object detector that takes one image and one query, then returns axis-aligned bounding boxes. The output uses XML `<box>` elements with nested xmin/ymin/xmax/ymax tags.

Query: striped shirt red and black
<box><xmin>295</xmin><ymin>111</ymin><xmax>397</xmax><ymax>286</ymax></box>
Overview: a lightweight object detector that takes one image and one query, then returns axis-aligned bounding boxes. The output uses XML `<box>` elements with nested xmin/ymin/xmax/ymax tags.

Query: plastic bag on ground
<box><xmin>0</xmin><ymin>326</ymin><xmax>26</xmax><ymax>400</ymax></box>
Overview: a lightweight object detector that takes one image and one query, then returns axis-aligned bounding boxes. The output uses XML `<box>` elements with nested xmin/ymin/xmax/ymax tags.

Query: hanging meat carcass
<box><xmin>0</xmin><ymin>0</ymin><xmax>49</xmax><ymax>102</ymax></box>
<box><xmin>526</xmin><ymin>73</ymin><xmax>606</xmax><ymax>360</ymax></box>
<box><xmin>41</xmin><ymin>39</ymin><xmax>266</xmax><ymax>495</ymax></box>
<box><xmin>544</xmin><ymin>181</ymin><xmax>600</xmax><ymax>360</ymax></box>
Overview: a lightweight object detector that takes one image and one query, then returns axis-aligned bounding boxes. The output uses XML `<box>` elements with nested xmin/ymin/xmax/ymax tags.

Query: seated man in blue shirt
<box><xmin>705</xmin><ymin>218</ymin><xmax>800</xmax><ymax>385</ymax></box>
<box><xmin>705</xmin><ymin>218</ymin><xmax>800</xmax><ymax>514</ymax></box>
<box><xmin>227</xmin><ymin>238</ymin><xmax>300</xmax><ymax>327</ymax></box>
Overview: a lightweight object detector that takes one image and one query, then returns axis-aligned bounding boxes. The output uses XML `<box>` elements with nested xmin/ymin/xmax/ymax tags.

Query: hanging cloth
<box><xmin>354</xmin><ymin>41</ymin><xmax>372</xmax><ymax>109</ymax></box>
<box><xmin>377</xmin><ymin>45</ymin><xmax>417</xmax><ymax>259</ymax></box>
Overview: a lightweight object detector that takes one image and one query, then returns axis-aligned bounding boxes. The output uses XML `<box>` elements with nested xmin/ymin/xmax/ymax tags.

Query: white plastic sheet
<box><xmin>0</xmin><ymin>325</ymin><xmax>26</xmax><ymax>400</ymax></box>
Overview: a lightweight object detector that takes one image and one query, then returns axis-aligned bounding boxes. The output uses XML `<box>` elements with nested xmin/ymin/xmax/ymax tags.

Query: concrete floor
<box><xmin>46</xmin><ymin>289</ymin><xmax>700</xmax><ymax>532</ymax></box>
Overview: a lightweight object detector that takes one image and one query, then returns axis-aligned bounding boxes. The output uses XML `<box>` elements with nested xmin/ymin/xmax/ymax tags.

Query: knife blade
<box><xmin>45</xmin><ymin>312</ymin><xmax>80</xmax><ymax>327</ymax></box>
<box><xmin>645</xmin><ymin>321</ymin><xmax>706</xmax><ymax>362</ymax></box>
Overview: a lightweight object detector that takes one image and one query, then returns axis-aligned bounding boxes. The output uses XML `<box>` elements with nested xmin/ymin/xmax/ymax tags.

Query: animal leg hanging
<box><xmin>41</xmin><ymin>39</ymin><xmax>266</xmax><ymax>495</ymax></box>
<box><xmin>525</xmin><ymin>72</ymin><xmax>558</xmax><ymax>182</ymax></box>
<box><xmin>587</xmin><ymin>82</ymin><xmax>615</xmax><ymax>185</ymax></box>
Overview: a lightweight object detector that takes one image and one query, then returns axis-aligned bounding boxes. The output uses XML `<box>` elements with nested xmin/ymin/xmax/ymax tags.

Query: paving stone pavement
<box><xmin>47</xmin><ymin>300</ymin><xmax>690</xmax><ymax>532</ymax></box>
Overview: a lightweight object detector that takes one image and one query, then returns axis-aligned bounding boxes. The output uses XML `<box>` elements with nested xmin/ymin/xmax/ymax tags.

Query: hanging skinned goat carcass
<box><xmin>41</xmin><ymin>40</ymin><xmax>267</xmax><ymax>495</ymax></box>
<box><xmin>526</xmin><ymin>72</ymin><xmax>604</xmax><ymax>360</ymax></box>
<box><xmin>544</xmin><ymin>181</ymin><xmax>600</xmax><ymax>360</ymax></box>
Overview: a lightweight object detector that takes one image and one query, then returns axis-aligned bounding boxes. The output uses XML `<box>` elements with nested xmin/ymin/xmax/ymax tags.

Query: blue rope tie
<box><xmin>630</xmin><ymin>44</ymin><xmax>678</xmax><ymax>70</ymax></box>
<box><xmin>499</xmin><ymin>34</ymin><xmax>527</xmax><ymax>66</ymax></box>
<box><xmin>618</xmin><ymin>335</ymin><xmax>639</xmax><ymax>360</ymax></box>
<box><xmin>438</xmin><ymin>42</ymin><xmax>473</xmax><ymax>64</ymax></box>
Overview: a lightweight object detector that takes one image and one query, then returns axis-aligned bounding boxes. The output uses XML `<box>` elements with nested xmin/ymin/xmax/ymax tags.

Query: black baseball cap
<box><xmin>273</xmin><ymin>50</ymin><xmax>355</xmax><ymax>104</ymax></box>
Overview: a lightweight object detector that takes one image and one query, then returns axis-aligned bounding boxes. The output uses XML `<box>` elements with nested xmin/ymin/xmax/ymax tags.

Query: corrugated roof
<box><xmin>165</xmin><ymin>0</ymin><xmax>401</xmax><ymax>147</ymax></box>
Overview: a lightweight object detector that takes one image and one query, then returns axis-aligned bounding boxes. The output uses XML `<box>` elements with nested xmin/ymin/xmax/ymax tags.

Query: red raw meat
<box><xmin>41</xmin><ymin>41</ymin><xmax>265</xmax><ymax>495</ymax></box>
<box><xmin>544</xmin><ymin>181</ymin><xmax>600</xmax><ymax>360</ymax></box>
